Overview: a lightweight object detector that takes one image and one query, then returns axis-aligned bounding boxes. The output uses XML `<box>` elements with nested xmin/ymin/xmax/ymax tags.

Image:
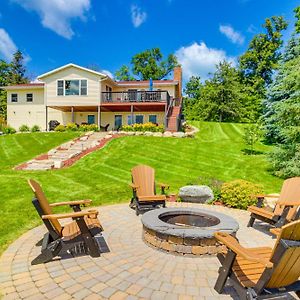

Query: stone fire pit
<box><xmin>141</xmin><ymin>207</ymin><xmax>239</xmax><ymax>256</ymax></box>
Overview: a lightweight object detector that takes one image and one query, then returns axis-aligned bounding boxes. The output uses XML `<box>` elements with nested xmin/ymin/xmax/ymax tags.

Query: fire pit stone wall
<box><xmin>141</xmin><ymin>208</ymin><xmax>239</xmax><ymax>256</ymax></box>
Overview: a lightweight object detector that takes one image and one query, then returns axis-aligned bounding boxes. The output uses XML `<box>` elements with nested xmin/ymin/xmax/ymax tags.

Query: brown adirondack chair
<box><xmin>129</xmin><ymin>165</ymin><xmax>168</xmax><ymax>215</ymax></box>
<box><xmin>214</xmin><ymin>220</ymin><xmax>300</xmax><ymax>299</ymax></box>
<box><xmin>28</xmin><ymin>179</ymin><xmax>105</xmax><ymax>265</ymax></box>
<box><xmin>247</xmin><ymin>177</ymin><xmax>300</xmax><ymax>229</ymax></box>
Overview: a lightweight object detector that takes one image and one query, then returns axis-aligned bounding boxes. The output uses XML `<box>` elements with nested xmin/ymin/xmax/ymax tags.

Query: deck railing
<box><xmin>101</xmin><ymin>90</ymin><xmax>170</xmax><ymax>104</ymax></box>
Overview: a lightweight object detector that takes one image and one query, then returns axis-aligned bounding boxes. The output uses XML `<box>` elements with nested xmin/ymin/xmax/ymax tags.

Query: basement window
<box><xmin>11</xmin><ymin>93</ymin><xmax>18</xmax><ymax>102</ymax></box>
<box><xmin>149</xmin><ymin>115</ymin><xmax>157</xmax><ymax>124</ymax></box>
<box><xmin>26</xmin><ymin>93</ymin><xmax>33</xmax><ymax>102</ymax></box>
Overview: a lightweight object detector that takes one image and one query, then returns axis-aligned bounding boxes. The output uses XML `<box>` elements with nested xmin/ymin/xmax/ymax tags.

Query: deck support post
<box><xmin>97</xmin><ymin>105</ymin><xmax>101</xmax><ymax>129</ymax></box>
<box><xmin>71</xmin><ymin>106</ymin><xmax>74</xmax><ymax>123</ymax></box>
<box><xmin>131</xmin><ymin>105</ymin><xmax>134</xmax><ymax>125</ymax></box>
<box><xmin>45</xmin><ymin>106</ymin><xmax>48</xmax><ymax>131</ymax></box>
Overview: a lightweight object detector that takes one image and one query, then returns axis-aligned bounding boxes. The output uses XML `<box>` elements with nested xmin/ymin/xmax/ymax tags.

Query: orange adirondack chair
<box><xmin>129</xmin><ymin>165</ymin><xmax>168</xmax><ymax>215</ymax></box>
<box><xmin>214</xmin><ymin>220</ymin><xmax>300</xmax><ymax>299</ymax></box>
<box><xmin>247</xmin><ymin>177</ymin><xmax>300</xmax><ymax>229</ymax></box>
<box><xmin>28</xmin><ymin>179</ymin><xmax>105</xmax><ymax>264</ymax></box>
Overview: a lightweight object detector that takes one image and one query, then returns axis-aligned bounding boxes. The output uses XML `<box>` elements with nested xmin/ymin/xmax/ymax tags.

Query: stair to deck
<box><xmin>166</xmin><ymin>106</ymin><xmax>181</xmax><ymax>132</ymax></box>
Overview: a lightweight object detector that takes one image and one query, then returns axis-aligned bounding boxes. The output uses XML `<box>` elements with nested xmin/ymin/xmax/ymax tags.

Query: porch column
<box><xmin>45</xmin><ymin>106</ymin><xmax>48</xmax><ymax>131</ymax></box>
<box><xmin>71</xmin><ymin>106</ymin><xmax>75</xmax><ymax>123</ymax></box>
<box><xmin>97</xmin><ymin>105</ymin><xmax>101</xmax><ymax>128</ymax></box>
<box><xmin>131</xmin><ymin>105</ymin><xmax>134</xmax><ymax>124</ymax></box>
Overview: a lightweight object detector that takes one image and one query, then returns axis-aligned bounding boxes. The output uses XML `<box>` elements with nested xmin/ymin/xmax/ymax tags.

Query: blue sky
<box><xmin>0</xmin><ymin>0</ymin><xmax>299</xmax><ymax>82</ymax></box>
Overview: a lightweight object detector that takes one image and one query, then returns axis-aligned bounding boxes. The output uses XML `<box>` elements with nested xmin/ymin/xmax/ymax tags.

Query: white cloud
<box><xmin>175</xmin><ymin>42</ymin><xmax>235</xmax><ymax>81</ymax></box>
<box><xmin>131</xmin><ymin>5</ymin><xmax>147</xmax><ymax>28</ymax></box>
<box><xmin>219</xmin><ymin>25</ymin><xmax>245</xmax><ymax>45</ymax></box>
<box><xmin>0</xmin><ymin>28</ymin><xmax>17</xmax><ymax>61</ymax></box>
<box><xmin>101</xmin><ymin>69</ymin><xmax>114</xmax><ymax>79</ymax></box>
<box><xmin>12</xmin><ymin>0</ymin><xmax>91</xmax><ymax>39</ymax></box>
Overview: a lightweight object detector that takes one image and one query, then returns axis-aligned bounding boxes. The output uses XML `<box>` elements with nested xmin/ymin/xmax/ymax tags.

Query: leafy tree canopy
<box><xmin>115</xmin><ymin>48</ymin><xmax>178</xmax><ymax>81</ymax></box>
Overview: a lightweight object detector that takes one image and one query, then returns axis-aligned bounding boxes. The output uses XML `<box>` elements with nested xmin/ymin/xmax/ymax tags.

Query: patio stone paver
<box><xmin>0</xmin><ymin>202</ymin><xmax>298</xmax><ymax>299</ymax></box>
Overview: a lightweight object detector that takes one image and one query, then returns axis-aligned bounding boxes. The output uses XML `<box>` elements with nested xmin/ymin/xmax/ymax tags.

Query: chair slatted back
<box><xmin>273</xmin><ymin>177</ymin><xmax>300</xmax><ymax>221</ymax></box>
<box><xmin>131</xmin><ymin>165</ymin><xmax>155</xmax><ymax>198</ymax></box>
<box><xmin>28</xmin><ymin>179</ymin><xmax>62</xmax><ymax>235</ymax></box>
<box><xmin>266</xmin><ymin>220</ymin><xmax>300</xmax><ymax>288</ymax></box>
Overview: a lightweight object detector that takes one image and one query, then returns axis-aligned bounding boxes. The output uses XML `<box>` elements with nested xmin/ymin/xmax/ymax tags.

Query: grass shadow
<box><xmin>241</xmin><ymin>148</ymin><xmax>265</xmax><ymax>156</ymax></box>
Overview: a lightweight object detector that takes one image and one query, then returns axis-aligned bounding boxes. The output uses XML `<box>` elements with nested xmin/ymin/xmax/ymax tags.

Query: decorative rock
<box><xmin>184</xmin><ymin>132</ymin><xmax>195</xmax><ymax>138</ymax></box>
<box><xmin>144</xmin><ymin>131</ymin><xmax>153</xmax><ymax>136</ymax></box>
<box><xmin>126</xmin><ymin>132</ymin><xmax>135</xmax><ymax>136</ymax></box>
<box><xmin>79</xmin><ymin>136</ymin><xmax>88</xmax><ymax>141</ymax></box>
<box><xmin>172</xmin><ymin>132</ymin><xmax>185</xmax><ymax>138</ymax></box>
<box><xmin>104</xmin><ymin>134</ymin><xmax>112</xmax><ymax>139</ymax></box>
<box><xmin>179</xmin><ymin>185</ymin><xmax>214</xmax><ymax>203</ymax></box>
<box><xmin>163</xmin><ymin>131</ymin><xmax>173</xmax><ymax>137</ymax></box>
<box><xmin>152</xmin><ymin>132</ymin><xmax>163</xmax><ymax>137</ymax></box>
<box><xmin>134</xmin><ymin>131</ymin><xmax>144</xmax><ymax>136</ymax></box>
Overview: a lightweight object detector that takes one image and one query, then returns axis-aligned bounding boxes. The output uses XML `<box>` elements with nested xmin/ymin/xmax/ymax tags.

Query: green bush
<box><xmin>66</xmin><ymin>123</ymin><xmax>78</xmax><ymax>131</ymax></box>
<box><xmin>79</xmin><ymin>124</ymin><xmax>99</xmax><ymax>132</ymax></box>
<box><xmin>0</xmin><ymin>116</ymin><xmax>6</xmax><ymax>131</ymax></box>
<box><xmin>19</xmin><ymin>124</ymin><xmax>30</xmax><ymax>132</ymax></box>
<box><xmin>31</xmin><ymin>125</ymin><xmax>41</xmax><ymax>132</ymax></box>
<box><xmin>3</xmin><ymin>126</ymin><xmax>16</xmax><ymax>134</ymax></box>
<box><xmin>54</xmin><ymin>125</ymin><xmax>66</xmax><ymax>132</ymax></box>
<box><xmin>121</xmin><ymin>122</ymin><xmax>164</xmax><ymax>133</ymax></box>
<box><xmin>221</xmin><ymin>179</ymin><xmax>263</xmax><ymax>210</ymax></box>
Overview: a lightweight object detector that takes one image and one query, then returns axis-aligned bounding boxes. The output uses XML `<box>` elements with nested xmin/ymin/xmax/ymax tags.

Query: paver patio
<box><xmin>0</xmin><ymin>202</ymin><xmax>297</xmax><ymax>299</ymax></box>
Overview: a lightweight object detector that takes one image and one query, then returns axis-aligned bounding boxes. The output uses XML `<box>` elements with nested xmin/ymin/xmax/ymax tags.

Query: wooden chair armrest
<box><xmin>129</xmin><ymin>183</ymin><xmax>139</xmax><ymax>190</ymax></box>
<box><xmin>276</xmin><ymin>201</ymin><xmax>300</xmax><ymax>206</ymax></box>
<box><xmin>214</xmin><ymin>232</ymin><xmax>273</xmax><ymax>268</ymax></box>
<box><xmin>42</xmin><ymin>210</ymin><xmax>98</xmax><ymax>220</ymax></box>
<box><xmin>49</xmin><ymin>199</ymin><xmax>92</xmax><ymax>207</ymax></box>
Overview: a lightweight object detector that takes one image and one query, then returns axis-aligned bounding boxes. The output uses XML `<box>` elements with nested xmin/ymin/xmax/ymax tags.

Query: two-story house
<box><xmin>4</xmin><ymin>63</ymin><xmax>182</xmax><ymax>132</ymax></box>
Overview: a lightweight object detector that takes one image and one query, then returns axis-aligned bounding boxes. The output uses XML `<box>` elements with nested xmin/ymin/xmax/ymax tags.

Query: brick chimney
<box><xmin>173</xmin><ymin>66</ymin><xmax>182</xmax><ymax>99</ymax></box>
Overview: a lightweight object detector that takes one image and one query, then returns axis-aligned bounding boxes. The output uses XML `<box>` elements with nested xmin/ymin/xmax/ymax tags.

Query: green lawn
<box><xmin>0</xmin><ymin>122</ymin><xmax>282</xmax><ymax>254</ymax></box>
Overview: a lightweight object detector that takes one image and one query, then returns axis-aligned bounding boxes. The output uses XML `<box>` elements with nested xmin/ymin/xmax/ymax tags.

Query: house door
<box><xmin>114</xmin><ymin>115</ymin><xmax>122</xmax><ymax>130</ymax></box>
<box><xmin>88</xmin><ymin>115</ymin><xmax>95</xmax><ymax>124</ymax></box>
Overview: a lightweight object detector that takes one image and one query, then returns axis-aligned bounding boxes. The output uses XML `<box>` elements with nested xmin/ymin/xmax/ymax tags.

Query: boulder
<box><xmin>144</xmin><ymin>131</ymin><xmax>153</xmax><ymax>136</ymax></box>
<box><xmin>179</xmin><ymin>185</ymin><xmax>214</xmax><ymax>203</ymax></box>
<box><xmin>126</xmin><ymin>131</ymin><xmax>135</xmax><ymax>136</ymax></box>
<box><xmin>135</xmin><ymin>131</ymin><xmax>144</xmax><ymax>136</ymax></box>
<box><xmin>153</xmin><ymin>132</ymin><xmax>163</xmax><ymax>137</ymax></box>
<box><xmin>172</xmin><ymin>132</ymin><xmax>185</xmax><ymax>138</ymax></box>
<box><xmin>104</xmin><ymin>134</ymin><xmax>113</xmax><ymax>139</ymax></box>
<box><xmin>163</xmin><ymin>131</ymin><xmax>173</xmax><ymax>137</ymax></box>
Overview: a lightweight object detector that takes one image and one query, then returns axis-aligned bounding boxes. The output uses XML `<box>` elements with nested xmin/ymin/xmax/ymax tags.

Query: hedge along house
<box><xmin>4</xmin><ymin>63</ymin><xmax>183</xmax><ymax>132</ymax></box>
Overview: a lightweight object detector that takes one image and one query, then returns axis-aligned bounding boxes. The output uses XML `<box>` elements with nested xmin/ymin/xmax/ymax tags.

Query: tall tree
<box><xmin>0</xmin><ymin>50</ymin><xmax>28</xmax><ymax>119</ymax></box>
<box><xmin>114</xmin><ymin>48</ymin><xmax>178</xmax><ymax>80</ymax></box>
<box><xmin>8</xmin><ymin>50</ymin><xmax>28</xmax><ymax>84</ymax></box>
<box><xmin>114</xmin><ymin>65</ymin><xmax>135</xmax><ymax>81</ymax></box>
<box><xmin>264</xmin><ymin>6</ymin><xmax>300</xmax><ymax>143</ymax></box>
<box><xmin>239</xmin><ymin>16</ymin><xmax>288</xmax><ymax>96</ymax></box>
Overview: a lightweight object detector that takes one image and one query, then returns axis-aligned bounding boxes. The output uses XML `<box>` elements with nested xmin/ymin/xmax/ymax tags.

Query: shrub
<box><xmin>121</xmin><ymin>122</ymin><xmax>164</xmax><ymax>133</ymax></box>
<box><xmin>19</xmin><ymin>124</ymin><xmax>30</xmax><ymax>132</ymax></box>
<box><xmin>3</xmin><ymin>126</ymin><xmax>16</xmax><ymax>134</ymax></box>
<box><xmin>79</xmin><ymin>124</ymin><xmax>99</xmax><ymax>132</ymax></box>
<box><xmin>66</xmin><ymin>123</ymin><xmax>78</xmax><ymax>131</ymax></box>
<box><xmin>221</xmin><ymin>179</ymin><xmax>263</xmax><ymax>210</ymax></box>
<box><xmin>0</xmin><ymin>116</ymin><xmax>6</xmax><ymax>131</ymax></box>
<box><xmin>54</xmin><ymin>124</ymin><xmax>66</xmax><ymax>132</ymax></box>
<box><xmin>31</xmin><ymin>125</ymin><xmax>41</xmax><ymax>132</ymax></box>
<box><xmin>243</xmin><ymin>124</ymin><xmax>262</xmax><ymax>154</ymax></box>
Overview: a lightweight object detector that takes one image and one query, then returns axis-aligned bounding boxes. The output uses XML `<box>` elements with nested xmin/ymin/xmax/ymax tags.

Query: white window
<box><xmin>26</xmin><ymin>93</ymin><xmax>33</xmax><ymax>102</ymax></box>
<box><xmin>57</xmin><ymin>79</ymin><xmax>88</xmax><ymax>96</ymax></box>
<box><xmin>11</xmin><ymin>93</ymin><xmax>18</xmax><ymax>102</ymax></box>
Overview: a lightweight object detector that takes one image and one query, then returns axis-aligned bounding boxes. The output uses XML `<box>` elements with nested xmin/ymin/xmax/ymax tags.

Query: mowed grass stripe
<box><xmin>0</xmin><ymin>122</ymin><xmax>282</xmax><ymax>254</ymax></box>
